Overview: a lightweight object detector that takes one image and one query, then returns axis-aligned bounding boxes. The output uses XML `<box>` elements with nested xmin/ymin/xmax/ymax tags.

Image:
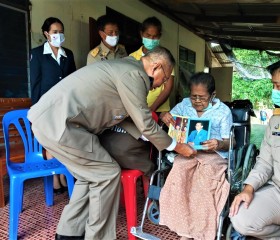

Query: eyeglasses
<box><xmin>190</xmin><ymin>95</ymin><xmax>210</xmax><ymax>102</ymax></box>
<box><xmin>161</xmin><ymin>66</ymin><xmax>169</xmax><ymax>83</ymax></box>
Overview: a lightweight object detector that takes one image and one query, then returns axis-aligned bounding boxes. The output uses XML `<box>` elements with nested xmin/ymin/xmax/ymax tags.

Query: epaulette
<box><xmin>90</xmin><ymin>47</ymin><xmax>100</xmax><ymax>57</ymax></box>
<box><xmin>273</xmin><ymin>108</ymin><xmax>280</xmax><ymax>115</ymax></box>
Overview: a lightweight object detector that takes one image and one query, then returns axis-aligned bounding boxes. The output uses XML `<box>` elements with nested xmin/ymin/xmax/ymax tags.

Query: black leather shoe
<box><xmin>53</xmin><ymin>188</ymin><xmax>64</xmax><ymax>195</ymax></box>
<box><xmin>55</xmin><ymin>233</ymin><xmax>84</xmax><ymax>240</ymax></box>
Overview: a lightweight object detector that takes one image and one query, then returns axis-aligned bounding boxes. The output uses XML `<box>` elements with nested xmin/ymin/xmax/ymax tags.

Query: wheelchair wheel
<box><xmin>147</xmin><ymin>200</ymin><xmax>160</xmax><ymax>225</ymax></box>
<box><xmin>241</xmin><ymin>144</ymin><xmax>257</xmax><ymax>183</ymax></box>
<box><xmin>231</xmin><ymin>144</ymin><xmax>257</xmax><ymax>194</ymax></box>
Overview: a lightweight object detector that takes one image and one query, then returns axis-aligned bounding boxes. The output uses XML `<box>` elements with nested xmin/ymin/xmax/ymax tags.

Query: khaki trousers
<box><xmin>231</xmin><ymin>185</ymin><xmax>280</xmax><ymax>240</ymax></box>
<box><xmin>32</xmin><ymin>127</ymin><xmax>121</xmax><ymax>240</ymax></box>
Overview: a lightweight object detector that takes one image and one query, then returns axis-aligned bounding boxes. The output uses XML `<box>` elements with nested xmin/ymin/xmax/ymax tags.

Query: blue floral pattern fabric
<box><xmin>170</xmin><ymin>98</ymin><xmax>233</xmax><ymax>158</ymax></box>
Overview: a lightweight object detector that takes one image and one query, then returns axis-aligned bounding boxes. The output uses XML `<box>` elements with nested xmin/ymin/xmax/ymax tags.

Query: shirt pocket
<box><xmin>270</xmin><ymin>134</ymin><xmax>280</xmax><ymax>163</ymax></box>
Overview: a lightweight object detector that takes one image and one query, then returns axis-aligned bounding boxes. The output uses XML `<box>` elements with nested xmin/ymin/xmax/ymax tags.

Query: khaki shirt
<box><xmin>87</xmin><ymin>41</ymin><xmax>127</xmax><ymax>65</ymax></box>
<box><xmin>244</xmin><ymin>108</ymin><xmax>280</xmax><ymax>191</ymax></box>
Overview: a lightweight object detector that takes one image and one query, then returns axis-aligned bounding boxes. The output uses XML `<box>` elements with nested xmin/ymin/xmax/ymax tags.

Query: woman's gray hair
<box><xmin>145</xmin><ymin>46</ymin><xmax>176</xmax><ymax>70</ymax></box>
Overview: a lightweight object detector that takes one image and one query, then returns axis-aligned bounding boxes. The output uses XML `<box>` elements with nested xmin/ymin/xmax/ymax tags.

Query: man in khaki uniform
<box><xmin>230</xmin><ymin>61</ymin><xmax>280</xmax><ymax>239</ymax></box>
<box><xmin>87</xmin><ymin>15</ymin><xmax>127</xmax><ymax>65</ymax></box>
<box><xmin>28</xmin><ymin>47</ymin><xmax>196</xmax><ymax>240</ymax></box>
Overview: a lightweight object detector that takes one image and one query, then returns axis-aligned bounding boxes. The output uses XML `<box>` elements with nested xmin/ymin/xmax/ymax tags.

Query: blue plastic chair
<box><xmin>2</xmin><ymin>109</ymin><xmax>74</xmax><ymax>240</ymax></box>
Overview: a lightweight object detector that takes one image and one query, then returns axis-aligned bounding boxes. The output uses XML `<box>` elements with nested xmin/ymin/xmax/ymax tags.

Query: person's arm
<box><xmin>202</xmin><ymin>138</ymin><xmax>231</xmax><ymax>151</ymax></box>
<box><xmin>30</xmin><ymin>49</ymin><xmax>42</xmax><ymax>105</ymax></box>
<box><xmin>117</xmin><ymin>71</ymin><xmax>195</xmax><ymax>158</ymax></box>
<box><xmin>68</xmin><ymin>50</ymin><xmax>76</xmax><ymax>73</ymax></box>
<box><xmin>230</xmin><ymin>117</ymin><xmax>276</xmax><ymax>217</ymax></box>
<box><xmin>160</xmin><ymin>112</ymin><xmax>176</xmax><ymax>127</ymax></box>
<box><xmin>202</xmin><ymin>105</ymin><xmax>234</xmax><ymax>151</ymax></box>
<box><xmin>187</xmin><ymin>130</ymin><xmax>196</xmax><ymax>143</ymax></box>
<box><xmin>149</xmin><ymin>76</ymin><xmax>174</xmax><ymax>112</ymax></box>
<box><xmin>243</xmin><ymin>119</ymin><xmax>274</xmax><ymax>190</ymax></box>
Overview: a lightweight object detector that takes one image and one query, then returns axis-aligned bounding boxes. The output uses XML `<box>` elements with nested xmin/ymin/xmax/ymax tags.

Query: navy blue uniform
<box><xmin>30</xmin><ymin>44</ymin><xmax>76</xmax><ymax>104</ymax></box>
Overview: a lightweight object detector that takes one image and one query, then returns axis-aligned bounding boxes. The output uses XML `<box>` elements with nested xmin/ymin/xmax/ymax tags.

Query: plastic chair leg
<box><xmin>119</xmin><ymin>186</ymin><xmax>125</xmax><ymax>207</ymax></box>
<box><xmin>44</xmin><ymin>176</ymin><xmax>54</xmax><ymax>206</ymax></box>
<box><xmin>17</xmin><ymin>181</ymin><xmax>24</xmax><ymax>214</ymax></box>
<box><xmin>142</xmin><ymin>175</ymin><xmax>150</xmax><ymax>199</ymax></box>
<box><xmin>121</xmin><ymin>171</ymin><xmax>143</xmax><ymax>240</ymax></box>
<box><xmin>9</xmin><ymin>178</ymin><xmax>21</xmax><ymax>240</ymax></box>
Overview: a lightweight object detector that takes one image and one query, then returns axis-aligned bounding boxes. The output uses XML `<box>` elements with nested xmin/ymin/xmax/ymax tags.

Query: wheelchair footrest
<box><xmin>131</xmin><ymin>227</ymin><xmax>161</xmax><ymax>240</ymax></box>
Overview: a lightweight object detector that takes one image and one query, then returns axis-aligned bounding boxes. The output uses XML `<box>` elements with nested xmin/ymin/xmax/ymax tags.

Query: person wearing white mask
<box><xmin>30</xmin><ymin>17</ymin><xmax>76</xmax><ymax>195</ymax></box>
<box><xmin>87</xmin><ymin>15</ymin><xmax>127</xmax><ymax>65</ymax></box>
<box><xmin>230</xmin><ymin>61</ymin><xmax>280</xmax><ymax>239</ymax></box>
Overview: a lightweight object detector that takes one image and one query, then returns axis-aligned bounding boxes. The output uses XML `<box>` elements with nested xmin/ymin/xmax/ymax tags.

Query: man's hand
<box><xmin>174</xmin><ymin>142</ymin><xmax>197</xmax><ymax>157</ymax></box>
<box><xmin>160</xmin><ymin>112</ymin><xmax>175</xmax><ymax>127</ymax></box>
<box><xmin>229</xmin><ymin>185</ymin><xmax>254</xmax><ymax>217</ymax></box>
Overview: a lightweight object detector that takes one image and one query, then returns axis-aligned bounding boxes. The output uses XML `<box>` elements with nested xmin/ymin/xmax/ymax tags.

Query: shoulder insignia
<box><xmin>273</xmin><ymin>108</ymin><xmax>280</xmax><ymax>115</ymax></box>
<box><xmin>90</xmin><ymin>47</ymin><xmax>100</xmax><ymax>57</ymax></box>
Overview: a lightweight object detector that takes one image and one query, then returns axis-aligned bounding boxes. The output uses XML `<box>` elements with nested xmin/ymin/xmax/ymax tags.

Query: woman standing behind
<box><xmin>30</xmin><ymin>17</ymin><xmax>76</xmax><ymax>194</ymax></box>
<box><xmin>130</xmin><ymin>17</ymin><xmax>174</xmax><ymax>114</ymax></box>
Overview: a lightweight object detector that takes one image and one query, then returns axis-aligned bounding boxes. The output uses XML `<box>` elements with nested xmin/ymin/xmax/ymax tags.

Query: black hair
<box><xmin>189</xmin><ymin>72</ymin><xmax>216</xmax><ymax>95</ymax></box>
<box><xmin>96</xmin><ymin>15</ymin><xmax>119</xmax><ymax>31</ymax></box>
<box><xmin>141</xmin><ymin>16</ymin><xmax>162</xmax><ymax>34</ymax></box>
<box><xmin>41</xmin><ymin>17</ymin><xmax>64</xmax><ymax>38</ymax></box>
<box><xmin>266</xmin><ymin>60</ymin><xmax>280</xmax><ymax>75</ymax></box>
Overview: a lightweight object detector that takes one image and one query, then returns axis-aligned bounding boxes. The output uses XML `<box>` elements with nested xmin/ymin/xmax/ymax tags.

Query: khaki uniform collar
<box><xmin>100</xmin><ymin>41</ymin><xmax>118</xmax><ymax>57</ymax></box>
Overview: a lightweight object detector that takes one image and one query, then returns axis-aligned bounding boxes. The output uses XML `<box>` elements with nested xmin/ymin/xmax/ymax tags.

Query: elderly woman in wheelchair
<box><xmin>159</xmin><ymin>72</ymin><xmax>233</xmax><ymax>240</ymax></box>
<box><xmin>229</xmin><ymin>61</ymin><xmax>280</xmax><ymax>240</ymax></box>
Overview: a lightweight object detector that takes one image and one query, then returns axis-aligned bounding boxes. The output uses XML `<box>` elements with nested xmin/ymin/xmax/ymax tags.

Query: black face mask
<box><xmin>149</xmin><ymin>76</ymin><xmax>154</xmax><ymax>86</ymax></box>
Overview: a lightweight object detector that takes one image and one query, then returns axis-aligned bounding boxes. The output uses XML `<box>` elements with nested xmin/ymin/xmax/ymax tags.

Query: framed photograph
<box><xmin>168</xmin><ymin>115</ymin><xmax>189</xmax><ymax>144</ymax></box>
<box><xmin>186</xmin><ymin>118</ymin><xmax>211</xmax><ymax>150</ymax></box>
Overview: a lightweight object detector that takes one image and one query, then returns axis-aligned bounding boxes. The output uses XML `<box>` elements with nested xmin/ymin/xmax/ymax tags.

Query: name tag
<box><xmin>113</xmin><ymin>114</ymin><xmax>126</xmax><ymax>120</ymax></box>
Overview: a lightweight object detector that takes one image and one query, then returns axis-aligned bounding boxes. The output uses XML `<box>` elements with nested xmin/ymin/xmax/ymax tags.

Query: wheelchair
<box><xmin>131</xmin><ymin>100</ymin><xmax>259</xmax><ymax>240</ymax></box>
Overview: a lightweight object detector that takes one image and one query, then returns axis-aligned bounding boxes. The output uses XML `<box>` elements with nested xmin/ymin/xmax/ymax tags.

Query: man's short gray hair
<box><xmin>145</xmin><ymin>46</ymin><xmax>176</xmax><ymax>70</ymax></box>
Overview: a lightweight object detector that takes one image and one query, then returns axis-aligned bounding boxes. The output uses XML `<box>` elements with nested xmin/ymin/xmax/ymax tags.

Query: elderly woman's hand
<box><xmin>160</xmin><ymin>112</ymin><xmax>175</xmax><ymax>127</ymax></box>
<box><xmin>202</xmin><ymin>138</ymin><xmax>230</xmax><ymax>152</ymax></box>
<box><xmin>201</xmin><ymin>139</ymin><xmax>219</xmax><ymax>151</ymax></box>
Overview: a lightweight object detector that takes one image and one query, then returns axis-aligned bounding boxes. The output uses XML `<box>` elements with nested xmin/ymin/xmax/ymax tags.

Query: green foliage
<box><xmin>232</xmin><ymin>48</ymin><xmax>279</xmax><ymax>109</ymax></box>
<box><xmin>232</xmin><ymin>76</ymin><xmax>273</xmax><ymax>108</ymax></box>
<box><xmin>233</xmin><ymin>48</ymin><xmax>277</xmax><ymax>69</ymax></box>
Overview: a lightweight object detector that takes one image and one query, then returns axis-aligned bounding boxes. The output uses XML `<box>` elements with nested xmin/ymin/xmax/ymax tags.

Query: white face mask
<box><xmin>105</xmin><ymin>34</ymin><xmax>119</xmax><ymax>47</ymax></box>
<box><xmin>48</xmin><ymin>33</ymin><xmax>65</xmax><ymax>47</ymax></box>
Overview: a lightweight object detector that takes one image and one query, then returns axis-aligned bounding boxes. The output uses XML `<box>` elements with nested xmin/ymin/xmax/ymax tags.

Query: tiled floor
<box><xmin>0</xmin><ymin>176</ymin><xmax>180</xmax><ymax>240</ymax></box>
